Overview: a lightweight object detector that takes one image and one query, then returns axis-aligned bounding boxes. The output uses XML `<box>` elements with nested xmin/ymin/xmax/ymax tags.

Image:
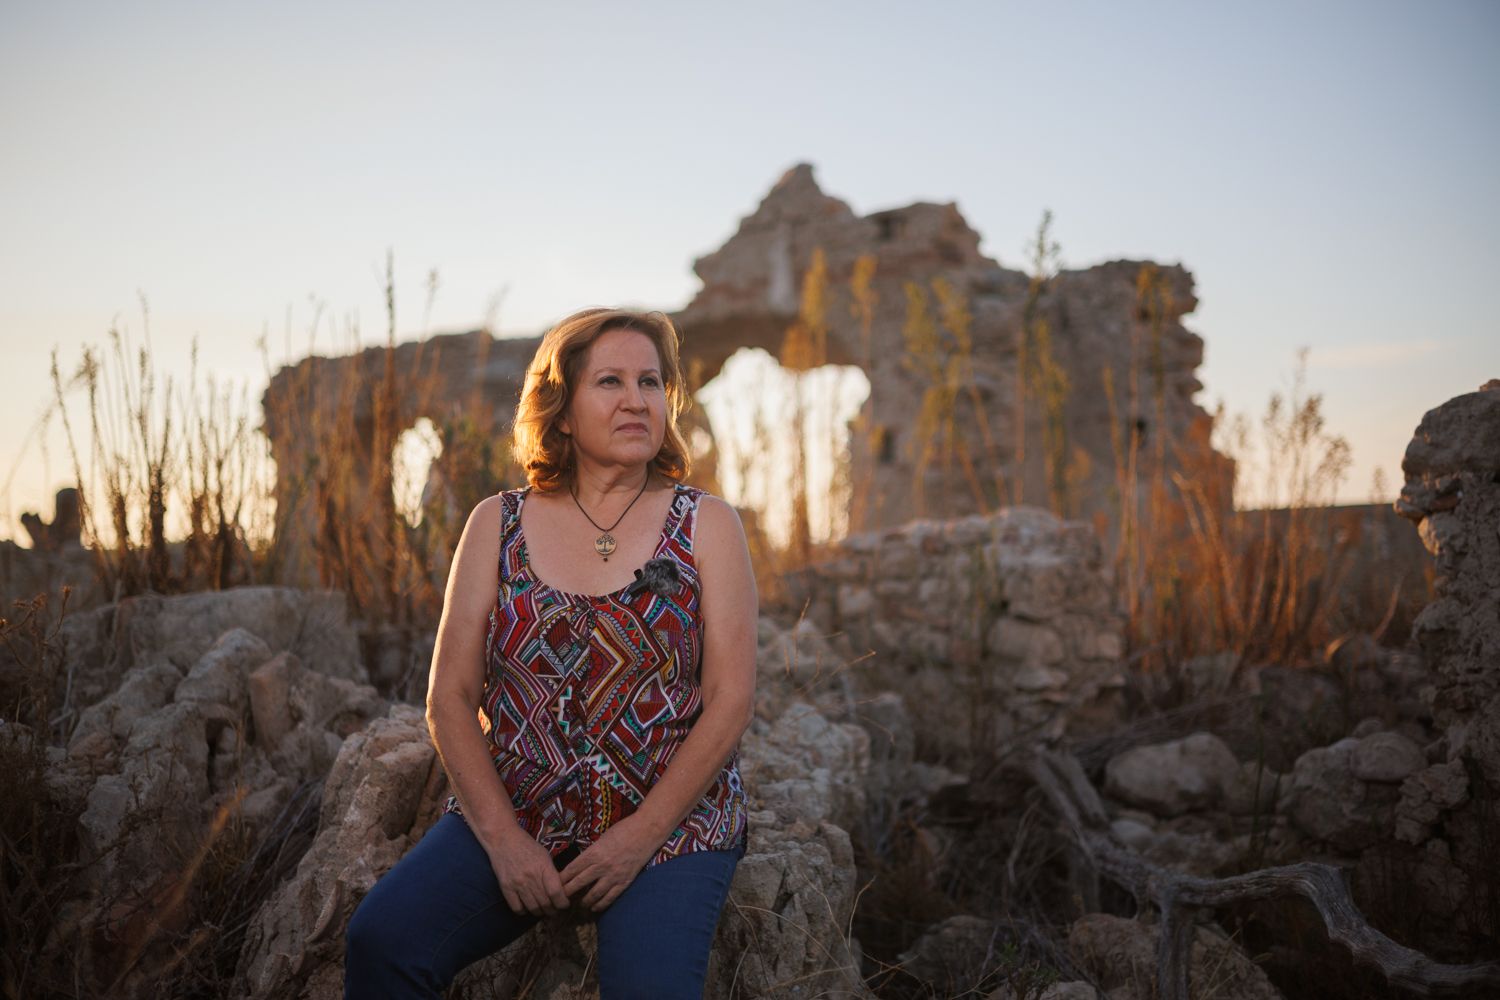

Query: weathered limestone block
<box><xmin>47</xmin><ymin>587</ymin><xmax>390</xmax><ymax>1000</ymax></box>
<box><xmin>235</xmin><ymin>705</ymin><xmax>441</xmax><ymax>1000</ymax></box>
<box><xmin>1385</xmin><ymin>381</ymin><xmax>1500</xmax><ymax>952</ymax></box>
<box><xmin>708</xmin><ymin>817</ymin><xmax>872</xmax><ymax>999</ymax></box>
<box><xmin>753</xmin><ymin>616</ymin><xmax>863</xmax><ymax>723</ymax></box>
<box><xmin>740</xmin><ymin>701</ymin><xmax>870</xmax><ymax>830</ymax></box>
<box><xmin>78</xmin><ymin>699</ymin><xmax>213</xmax><ymax>896</ymax></box>
<box><xmin>249</xmin><ymin>651</ymin><xmax>387</xmax><ymax>784</ymax></box>
<box><xmin>1396</xmin><ymin>382</ymin><xmax>1500</xmax><ymax>784</ymax></box>
<box><xmin>173</xmin><ymin>626</ymin><xmax>272</xmax><ymax>727</ymax></box>
<box><xmin>1349</xmin><ymin>730</ymin><xmax>1426</xmax><ymax>784</ymax></box>
<box><xmin>67</xmin><ymin>656</ymin><xmax>183</xmax><ymax>769</ymax></box>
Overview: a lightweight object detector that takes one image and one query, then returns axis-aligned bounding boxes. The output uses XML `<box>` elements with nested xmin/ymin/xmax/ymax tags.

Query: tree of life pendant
<box><xmin>594</xmin><ymin>532</ymin><xmax>616</xmax><ymax>560</ymax></box>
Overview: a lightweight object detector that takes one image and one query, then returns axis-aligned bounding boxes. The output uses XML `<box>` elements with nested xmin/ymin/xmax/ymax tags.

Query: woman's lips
<box><xmin>617</xmin><ymin>422</ymin><xmax>648</xmax><ymax>433</ymax></box>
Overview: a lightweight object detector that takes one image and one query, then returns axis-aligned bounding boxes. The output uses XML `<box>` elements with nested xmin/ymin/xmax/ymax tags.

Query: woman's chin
<box><xmin>584</xmin><ymin>444</ymin><xmax>659</xmax><ymax>468</ymax></box>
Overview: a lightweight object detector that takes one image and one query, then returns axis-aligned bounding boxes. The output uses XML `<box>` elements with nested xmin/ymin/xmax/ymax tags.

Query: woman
<box><xmin>344</xmin><ymin>307</ymin><xmax>756</xmax><ymax>999</ymax></box>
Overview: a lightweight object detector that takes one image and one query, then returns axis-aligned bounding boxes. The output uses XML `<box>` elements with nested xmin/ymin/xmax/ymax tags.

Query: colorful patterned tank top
<box><xmin>441</xmin><ymin>481</ymin><xmax>749</xmax><ymax>867</ymax></box>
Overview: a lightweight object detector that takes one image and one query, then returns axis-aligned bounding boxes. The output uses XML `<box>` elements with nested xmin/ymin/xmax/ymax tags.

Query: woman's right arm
<box><xmin>425</xmin><ymin>494</ymin><xmax>570</xmax><ymax>916</ymax></box>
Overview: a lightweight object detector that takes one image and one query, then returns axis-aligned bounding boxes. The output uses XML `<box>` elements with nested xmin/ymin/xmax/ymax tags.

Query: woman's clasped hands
<box><xmin>485</xmin><ymin>827</ymin><xmax>569</xmax><ymax>917</ymax></box>
<box><xmin>486</xmin><ymin>813</ymin><xmax>659</xmax><ymax>917</ymax></box>
<box><xmin>559</xmin><ymin>813</ymin><xmax>660</xmax><ymax>912</ymax></box>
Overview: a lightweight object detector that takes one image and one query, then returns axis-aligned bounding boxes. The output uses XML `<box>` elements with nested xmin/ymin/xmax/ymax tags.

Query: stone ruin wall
<box><xmin>677</xmin><ymin>162</ymin><xmax>1231</xmax><ymax>534</ymax></box>
<box><xmin>256</xmin><ymin>162</ymin><xmax>1231</xmax><ymax>583</ymax></box>
<box><xmin>787</xmin><ymin>504</ymin><xmax>1129</xmax><ymax>765</ymax></box>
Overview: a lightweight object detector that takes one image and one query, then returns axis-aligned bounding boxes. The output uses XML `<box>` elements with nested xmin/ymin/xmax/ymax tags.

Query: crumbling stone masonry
<box><xmin>259</xmin><ymin>162</ymin><xmax>1230</xmax><ymax>579</ymax></box>
<box><xmin>792</xmin><ymin>504</ymin><xmax>1128</xmax><ymax>765</ymax></box>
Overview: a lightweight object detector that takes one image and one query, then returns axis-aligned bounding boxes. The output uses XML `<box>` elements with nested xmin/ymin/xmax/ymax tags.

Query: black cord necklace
<box><xmin>570</xmin><ymin>474</ymin><xmax>650</xmax><ymax>561</ymax></box>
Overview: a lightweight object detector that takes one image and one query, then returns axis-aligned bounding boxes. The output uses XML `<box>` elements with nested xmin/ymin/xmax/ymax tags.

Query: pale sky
<box><xmin>2</xmin><ymin>0</ymin><xmax>1497</xmax><ymax>543</ymax></box>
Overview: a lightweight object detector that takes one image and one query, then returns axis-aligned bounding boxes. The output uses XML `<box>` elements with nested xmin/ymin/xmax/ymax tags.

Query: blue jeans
<box><xmin>344</xmin><ymin>811</ymin><xmax>743</xmax><ymax>999</ymax></box>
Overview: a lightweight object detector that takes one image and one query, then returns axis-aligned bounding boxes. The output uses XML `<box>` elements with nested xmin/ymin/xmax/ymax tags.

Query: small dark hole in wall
<box><xmin>872</xmin><ymin>212</ymin><xmax>903</xmax><ymax>242</ymax></box>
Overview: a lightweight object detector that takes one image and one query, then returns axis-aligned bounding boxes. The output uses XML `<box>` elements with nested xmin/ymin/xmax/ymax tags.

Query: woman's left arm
<box><xmin>560</xmin><ymin>495</ymin><xmax>758</xmax><ymax>910</ymax></box>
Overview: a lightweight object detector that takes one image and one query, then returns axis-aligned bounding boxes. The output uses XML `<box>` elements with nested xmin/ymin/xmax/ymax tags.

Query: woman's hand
<box><xmin>485</xmin><ymin>828</ymin><xmax>571</xmax><ymax>917</ymax></box>
<box><xmin>558</xmin><ymin>814</ymin><xmax>662</xmax><ymax>911</ymax></box>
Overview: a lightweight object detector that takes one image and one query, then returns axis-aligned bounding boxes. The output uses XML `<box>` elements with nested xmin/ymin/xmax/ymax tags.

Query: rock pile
<box><xmin>26</xmin><ymin>586</ymin><xmax>386</xmax><ymax>997</ymax></box>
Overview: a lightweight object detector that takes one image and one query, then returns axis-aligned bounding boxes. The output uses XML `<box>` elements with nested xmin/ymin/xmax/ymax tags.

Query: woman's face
<box><xmin>558</xmin><ymin>327</ymin><xmax>668</xmax><ymax>473</ymax></box>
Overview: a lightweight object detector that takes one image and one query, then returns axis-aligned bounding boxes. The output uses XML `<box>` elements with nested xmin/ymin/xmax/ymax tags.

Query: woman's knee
<box><xmin>344</xmin><ymin>888</ymin><xmax>405</xmax><ymax>969</ymax></box>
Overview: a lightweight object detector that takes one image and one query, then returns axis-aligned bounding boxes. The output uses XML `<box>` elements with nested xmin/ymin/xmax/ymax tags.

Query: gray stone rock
<box><xmin>1350</xmin><ymin>730</ymin><xmax>1426</xmax><ymax>783</ymax></box>
<box><xmin>174</xmin><ymin>626</ymin><xmax>273</xmax><ymax>725</ymax></box>
<box><xmin>740</xmin><ymin>702</ymin><xmax>870</xmax><ymax>829</ymax></box>
<box><xmin>1103</xmin><ymin>732</ymin><xmax>1240</xmax><ymax>817</ymax></box>
<box><xmin>59</xmin><ymin>586</ymin><xmax>366</xmax><ymax>711</ymax></box>
<box><xmin>235</xmin><ymin>705</ymin><xmax>440</xmax><ymax>999</ymax></box>
<box><xmin>1284</xmin><ymin>737</ymin><xmax>1398</xmax><ymax>852</ymax></box>
<box><xmin>67</xmin><ymin>656</ymin><xmax>183</xmax><ymax>768</ymax></box>
<box><xmin>1395</xmin><ymin>759</ymin><xmax>1470</xmax><ymax>844</ymax></box>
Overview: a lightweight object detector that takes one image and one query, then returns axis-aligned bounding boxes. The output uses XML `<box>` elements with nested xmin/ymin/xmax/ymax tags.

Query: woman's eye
<box><xmin>599</xmin><ymin>375</ymin><xmax>619</xmax><ymax>385</ymax></box>
<box><xmin>641</xmin><ymin>376</ymin><xmax>661</xmax><ymax>388</ymax></box>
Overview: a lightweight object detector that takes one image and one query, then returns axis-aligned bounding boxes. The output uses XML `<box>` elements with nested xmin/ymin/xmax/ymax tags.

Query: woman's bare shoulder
<box><xmin>690</xmin><ymin>493</ymin><xmax>751</xmax><ymax>572</ymax></box>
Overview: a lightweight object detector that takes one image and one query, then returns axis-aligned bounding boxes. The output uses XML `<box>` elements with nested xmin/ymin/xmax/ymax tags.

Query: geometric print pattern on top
<box><xmin>441</xmin><ymin>481</ymin><xmax>749</xmax><ymax>868</ymax></box>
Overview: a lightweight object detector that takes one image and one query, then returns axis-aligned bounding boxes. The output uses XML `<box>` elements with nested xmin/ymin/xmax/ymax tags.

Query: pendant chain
<box><xmin>570</xmin><ymin>474</ymin><xmax>650</xmax><ymax>561</ymax></box>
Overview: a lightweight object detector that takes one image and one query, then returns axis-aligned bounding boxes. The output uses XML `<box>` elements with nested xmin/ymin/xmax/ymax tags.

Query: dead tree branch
<box><xmin>1023</xmin><ymin>747</ymin><xmax>1500</xmax><ymax>999</ymax></box>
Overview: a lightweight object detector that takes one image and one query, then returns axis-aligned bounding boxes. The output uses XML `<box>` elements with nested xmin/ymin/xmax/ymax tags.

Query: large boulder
<box><xmin>708</xmin><ymin>816</ymin><xmax>872</xmax><ymax>999</ymax></box>
<box><xmin>236</xmin><ymin>705</ymin><xmax>441</xmax><ymax>1000</ymax></box>
<box><xmin>1283</xmin><ymin>736</ymin><xmax>1400</xmax><ymax>852</ymax></box>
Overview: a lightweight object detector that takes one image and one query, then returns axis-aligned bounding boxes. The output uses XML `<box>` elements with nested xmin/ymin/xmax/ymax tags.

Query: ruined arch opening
<box><xmin>391</xmin><ymin>416</ymin><xmax>443</xmax><ymax>528</ymax></box>
<box><xmin>696</xmin><ymin>347</ymin><xmax>870</xmax><ymax>550</ymax></box>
